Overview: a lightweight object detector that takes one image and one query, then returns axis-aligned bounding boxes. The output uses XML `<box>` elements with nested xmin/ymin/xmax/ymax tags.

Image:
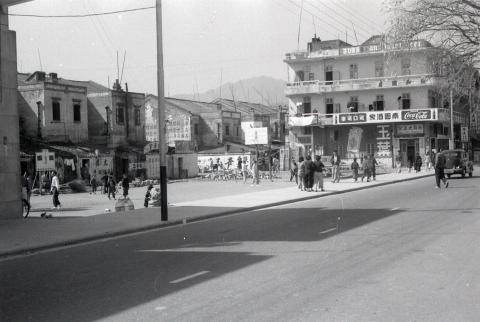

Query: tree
<box><xmin>385</xmin><ymin>0</ymin><xmax>480</xmax><ymax>113</ymax></box>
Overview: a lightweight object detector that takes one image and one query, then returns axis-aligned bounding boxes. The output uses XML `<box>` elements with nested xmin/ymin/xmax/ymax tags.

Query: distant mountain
<box><xmin>173</xmin><ymin>76</ymin><xmax>287</xmax><ymax>106</ymax></box>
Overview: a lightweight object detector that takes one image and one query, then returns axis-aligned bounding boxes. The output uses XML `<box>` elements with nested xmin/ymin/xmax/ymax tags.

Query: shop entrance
<box><xmin>400</xmin><ymin>139</ymin><xmax>418</xmax><ymax>167</ymax></box>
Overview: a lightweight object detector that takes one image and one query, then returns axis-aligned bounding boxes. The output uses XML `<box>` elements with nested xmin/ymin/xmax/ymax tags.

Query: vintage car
<box><xmin>439</xmin><ymin>149</ymin><xmax>473</xmax><ymax>178</ymax></box>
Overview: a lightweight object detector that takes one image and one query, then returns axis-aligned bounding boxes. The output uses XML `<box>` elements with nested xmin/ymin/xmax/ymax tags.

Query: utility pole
<box><xmin>156</xmin><ymin>0</ymin><xmax>168</xmax><ymax>221</ymax></box>
<box><xmin>450</xmin><ymin>87</ymin><xmax>454</xmax><ymax>149</ymax></box>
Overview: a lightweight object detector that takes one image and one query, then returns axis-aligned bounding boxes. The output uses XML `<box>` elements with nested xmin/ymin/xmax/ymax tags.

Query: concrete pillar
<box><xmin>0</xmin><ymin>5</ymin><xmax>22</xmax><ymax>219</ymax></box>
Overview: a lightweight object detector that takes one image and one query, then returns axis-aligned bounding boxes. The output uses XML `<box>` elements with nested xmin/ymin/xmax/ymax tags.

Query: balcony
<box><xmin>288</xmin><ymin>108</ymin><xmax>453</xmax><ymax>127</ymax></box>
<box><xmin>285</xmin><ymin>74</ymin><xmax>438</xmax><ymax>96</ymax></box>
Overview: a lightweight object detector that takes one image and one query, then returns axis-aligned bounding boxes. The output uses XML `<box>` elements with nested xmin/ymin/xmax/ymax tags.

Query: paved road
<box><xmin>2</xmin><ymin>175</ymin><xmax>480</xmax><ymax>321</ymax></box>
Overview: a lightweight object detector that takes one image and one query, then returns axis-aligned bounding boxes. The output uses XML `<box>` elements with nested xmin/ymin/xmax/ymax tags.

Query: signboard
<box><xmin>461</xmin><ymin>126</ymin><xmax>469</xmax><ymax>142</ymax></box>
<box><xmin>376</xmin><ymin>125</ymin><xmax>391</xmax><ymax>157</ymax></box>
<box><xmin>396</xmin><ymin>124</ymin><xmax>424</xmax><ymax>136</ymax></box>
<box><xmin>35</xmin><ymin>149</ymin><xmax>56</xmax><ymax>171</ymax></box>
<box><xmin>334</xmin><ymin>109</ymin><xmax>438</xmax><ymax>125</ymax></box>
<box><xmin>167</xmin><ymin>114</ymin><xmax>191</xmax><ymax>144</ymax></box>
<box><xmin>244</xmin><ymin>127</ymin><xmax>269</xmax><ymax>145</ymax></box>
<box><xmin>347</xmin><ymin>127</ymin><xmax>363</xmax><ymax>153</ymax></box>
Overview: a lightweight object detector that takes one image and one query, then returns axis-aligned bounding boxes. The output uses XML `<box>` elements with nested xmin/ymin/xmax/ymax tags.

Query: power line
<box><xmin>8</xmin><ymin>6</ymin><xmax>155</xmax><ymax>18</ymax></box>
<box><xmin>325</xmin><ymin>0</ymin><xmax>385</xmax><ymax>35</ymax></box>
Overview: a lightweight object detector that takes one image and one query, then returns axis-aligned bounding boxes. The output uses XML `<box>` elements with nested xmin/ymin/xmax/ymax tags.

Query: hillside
<box><xmin>173</xmin><ymin>76</ymin><xmax>287</xmax><ymax>106</ymax></box>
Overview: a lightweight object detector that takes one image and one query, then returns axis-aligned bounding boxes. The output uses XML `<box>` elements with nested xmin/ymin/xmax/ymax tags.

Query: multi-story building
<box><xmin>0</xmin><ymin>1</ymin><xmax>32</xmax><ymax>219</ymax></box>
<box><xmin>18</xmin><ymin>71</ymin><xmax>89</xmax><ymax>143</ymax></box>
<box><xmin>285</xmin><ymin>35</ymin><xmax>468</xmax><ymax>167</ymax></box>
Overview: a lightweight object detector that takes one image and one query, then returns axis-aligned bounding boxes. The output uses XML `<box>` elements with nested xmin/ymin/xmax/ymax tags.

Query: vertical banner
<box><xmin>376</xmin><ymin>125</ymin><xmax>391</xmax><ymax>157</ymax></box>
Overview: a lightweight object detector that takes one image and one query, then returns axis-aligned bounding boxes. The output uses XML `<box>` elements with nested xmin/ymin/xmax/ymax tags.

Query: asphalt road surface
<box><xmin>1</xmin><ymin>174</ymin><xmax>480</xmax><ymax>321</ymax></box>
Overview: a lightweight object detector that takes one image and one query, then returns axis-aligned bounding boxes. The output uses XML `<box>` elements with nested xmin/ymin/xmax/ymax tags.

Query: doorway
<box><xmin>400</xmin><ymin>139</ymin><xmax>418</xmax><ymax>167</ymax></box>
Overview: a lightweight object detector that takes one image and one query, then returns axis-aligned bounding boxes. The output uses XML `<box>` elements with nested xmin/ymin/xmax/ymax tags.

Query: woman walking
<box><xmin>297</xmin><ymin>156</ymin><xmax>305</xmax><ymax>191</ymax></box>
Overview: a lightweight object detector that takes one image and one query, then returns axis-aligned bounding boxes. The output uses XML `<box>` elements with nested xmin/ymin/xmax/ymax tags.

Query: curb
<box><xmin>0</xmin><ymin>173</ymin><xmax>433</xmax><ymax>259</ymax></box>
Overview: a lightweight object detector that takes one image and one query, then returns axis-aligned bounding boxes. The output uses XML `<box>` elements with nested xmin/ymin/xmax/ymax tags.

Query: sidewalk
<box><xmin>0</xmin><ymin>170</ymin><xmax>433</xmax><ymax>259</ymax></box>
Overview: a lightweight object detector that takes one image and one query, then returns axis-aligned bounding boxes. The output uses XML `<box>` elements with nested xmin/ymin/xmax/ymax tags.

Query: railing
<box><xmin>285</xmin><ymin>74</ymin><xmax>438</xmax><ymax>96</ymax></box>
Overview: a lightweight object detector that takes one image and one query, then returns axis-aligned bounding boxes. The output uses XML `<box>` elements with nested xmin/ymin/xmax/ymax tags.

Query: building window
<box><xmin>325</xmin><ymin>65</ymin><xmax>333</xmax><ymax>84</ymax></box>
<box><xmin>402</xmin><ymin>93</ymin><xmax>411</xmax><ymax>109</ymax></box>
<box><xmin>348</xmin><ymin>96</ymin><xmax>358</xmax><ymax>112</ymax></box>
<box><xmin>236</xmin><ymin>125</ymin><xmax>239</xmax><ymax>137</ymax></box>
<box><xmin>375</xmin><ymin>61</ymin><xmax>384</xmax><ymax>77</ymax></box>
<box><xmin>296</xmin><ymin>70</ymin><xmax>304</xmax><ymax>82</ymax></box>
<box><xmin>194</xmin><ymin>123</ymin><xmax>199</xmax><ymax>135</ymax></box>
<box><xmin>116</xmin><ymin>105</ymin><xmax>125</xmax><ymax>124</ymax></box>
<box><xmin>134</xmin><ymin>107</ymin><xmax>141</xmax><ymax>126</ymax></box>
<box><xmin>217</xmin><ymin>123</ymin><xmax>221</xmax><ymax>138</ymax></box>
<box><xmin>349</xmin><ymin>64</ymin><xmax>358</xmax><ymax>79</ymax></box>
<box><xmin>225</xmin><ymin>125</ymin><xmax>230</xmax><ymax>136</ymax></box>
<box><xmin>303</xmin><ymin>96</ymin><xmax>311</xmax><ymax>114</ymax></box>
<box><xmin>303</xmin><ymin>127</ymin><xmax>312</xmax><ymax>135</ymax></box>
<box><xmin>401</xmin><ymin>58</ymin><xmax>411</xmax><ymax>75</ymax></box>
<box><xmin>73</xmin><ymin>104</ymin><xmax>81</xmax><ymax>122</ymax></box>
<box><xmin>308</xmin><ymin>72</ymin><xmax>315</xmax><ymax>81</ymax></box>
<box><xmin>52</xmin><ymin>101</ymin><xmax>60</xmax><ymax>121</ymax></box>
<box><xmin>326</xmin><ymin>98</ymin><xmax>334</xmax><ymax>114</ymax></box>
<box><xmin>374</xmin><ymin>95</ymin><xmax>384</xmax><ymax>111</ymax></box>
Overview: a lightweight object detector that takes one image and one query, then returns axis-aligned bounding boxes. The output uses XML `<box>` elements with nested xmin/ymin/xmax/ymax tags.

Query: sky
<box><xmin>9</xmin><ymin>0</ymin><xmax>387</xmax><ymax>96</ymax></box>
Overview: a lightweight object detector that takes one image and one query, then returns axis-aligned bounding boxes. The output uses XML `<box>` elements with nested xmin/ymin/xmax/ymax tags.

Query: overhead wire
<box><xmin>8</xmin><ymin>5</ymin><xmax>155</xmax><ymax>18</ymax></box>
<box><xmin>326</xmin><ymin>0</ymin><xmax>385</xmax><ymax>35</ymax></box>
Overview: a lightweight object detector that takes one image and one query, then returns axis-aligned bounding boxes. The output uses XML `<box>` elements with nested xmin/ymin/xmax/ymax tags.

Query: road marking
<box><xmin>169</xmin><ymin>271</ymin><xmax>209</xmax><ymax>284</ymax></box>
<box><xmin>319</xmin><ymin>227</ymin><xmax>336</xmax><ymax>234</ymax></box>
<box><xmin>391</xmin><ymin>207</ymin><xmax>399</xmax><ymax>211</ymax></box>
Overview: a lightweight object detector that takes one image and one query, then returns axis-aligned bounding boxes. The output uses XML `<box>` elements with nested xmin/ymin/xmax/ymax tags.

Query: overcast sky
<box><xmin>9</xmin><ymin>0</ymin><xmax>386</xmax><ymax>96</ymax></box>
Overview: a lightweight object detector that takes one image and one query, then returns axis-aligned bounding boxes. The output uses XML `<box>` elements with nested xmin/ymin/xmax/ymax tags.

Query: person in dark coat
<box><xmin>361</xmin><ymin>155</ymin><xmax>372</xmax><ymax>182</ymax></box>
<box><xmin>121</xmin><ymin>174</ymin><xmax>129</xmax><ymax>197</ymax></box>
<box><xmin>303</xmin><ymin>155</ymin><xmax>314</xmax><ymax>191</ymax></box>
<box><xmin>144</xmin><ymin>184</ymin><xmax>154</xmax><ymax>208</ymax></box>
<box><xmin>313</xmin><ymin>155</ymin><xmax>325</xmax><ymax>192</ymax></box>
<box><xmin>435</xmin><ymin>150</ymin><xmax>449</xmax><ymax>188</ymax></box>
<box><xmin>415</xmin><ymin>152</ymin><xmax>423</xmax><ymax>172</ymax></box>
<box><xmin>351</xmin><ymin>157</ymin><xmax>360</xmax><ymax>182</ymax></box>
<box><xmin>290</xmin><ymin>158</ymin><xmax>298</xmax><ymax>184</ymax></box>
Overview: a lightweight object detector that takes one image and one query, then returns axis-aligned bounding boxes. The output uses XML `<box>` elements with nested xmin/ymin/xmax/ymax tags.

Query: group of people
<box><xmin>21</xmin><ymin>170</ymin><xmax>61</xmax><ymax>217</ymax></box>
<box><xmin>290</xmin><ymin>155</ymin><xmax>326</xmax><ymax>192</ymax></box>
<box><xmin>350</xmin><ymin>154</ymin><xmax>379</xmax><ymax>182</ymax></box>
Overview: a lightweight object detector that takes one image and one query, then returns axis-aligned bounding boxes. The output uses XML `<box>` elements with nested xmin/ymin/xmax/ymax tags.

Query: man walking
<box><xmin>331</xmin><ymin>150</ymin><xmax>341</xmax><ymax>183</ymax></box>
<box><xmin>361</xmin><ymin>155</ymin><xmax>372</xmax><ymax>182</ymax></box>
<box><xmin>371</xmin><ymin>154</ymin><xmax>378</xmax><ymax>180</ymax></box>
<box><xmin>434</xmin><ymin>150</ymin><xmax>449</xmax><ymax>188</ymax></box>
<box><xmin>50</xmin><ymin>170</ymin><xmax>61</xmax><ymax>209</ymax></box>
<box><xmin>313</xmin><ymin>155</ymin><xmax>325</xmax><ymax>192</ymax></box>
<box><xmin>304</xmin><ymin>155</ymin><xmax>314</xmax><ymax>191</ymax></box>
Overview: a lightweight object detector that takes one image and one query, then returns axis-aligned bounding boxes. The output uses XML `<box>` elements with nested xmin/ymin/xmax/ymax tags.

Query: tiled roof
<box><xmin>146</xmin><ymin>95</ymin><xmax>221</xmax><ymax>116</ymax></box>
<box><xmin>212</xmin><ymin>98</ymin><xmax>279</xmax><ymax>115</ymax></box>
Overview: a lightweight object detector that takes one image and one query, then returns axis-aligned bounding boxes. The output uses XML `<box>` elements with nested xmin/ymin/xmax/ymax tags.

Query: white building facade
<box><xmin>285</xmin><ymin>36</ymin><xmax>467</xmax><ymax>167</ymax></box>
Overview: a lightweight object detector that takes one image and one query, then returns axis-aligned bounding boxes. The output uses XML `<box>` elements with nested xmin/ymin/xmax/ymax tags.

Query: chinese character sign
<box><xmin>376</xmin><ymin>125</ymin><xmax>391</xmax><ymax>157</ymax></box>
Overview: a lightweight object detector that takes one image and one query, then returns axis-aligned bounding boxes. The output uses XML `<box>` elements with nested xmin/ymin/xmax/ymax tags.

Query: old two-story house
<box><xmin>285</xmin><ymin>35</ymin><xmax>469</xmax><ymax>167</ymax></box>
<box><xmin>18</xmin><ymin>71</ymin><xmax>89</xmax><ymax>143</ymax></box>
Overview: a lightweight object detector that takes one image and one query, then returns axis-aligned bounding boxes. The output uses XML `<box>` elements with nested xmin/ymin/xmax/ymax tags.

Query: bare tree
<box><xmin>385</xmin><ymin>0</ymin><xmax>480</xmax><ymax>102</ymax></box>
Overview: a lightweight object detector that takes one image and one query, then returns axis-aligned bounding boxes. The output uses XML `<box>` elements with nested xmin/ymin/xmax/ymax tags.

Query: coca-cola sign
<box><xmin>401</xmin><ymin>110</ymin><xmax>431</xmax><ymax>121</ymax></box>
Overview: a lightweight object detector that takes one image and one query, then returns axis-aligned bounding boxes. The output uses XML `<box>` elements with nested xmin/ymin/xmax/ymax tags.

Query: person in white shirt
<box><xmin>50</xmin><ymin>171</ymin><xmax>61</xmax><ymax>209</ymax></box>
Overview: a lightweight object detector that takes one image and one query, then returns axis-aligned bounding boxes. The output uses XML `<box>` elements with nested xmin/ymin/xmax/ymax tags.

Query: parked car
<box><xmin>438</xmin><ymin>149</ymin><xmax>473</xmax><ymax>178</ymax></box>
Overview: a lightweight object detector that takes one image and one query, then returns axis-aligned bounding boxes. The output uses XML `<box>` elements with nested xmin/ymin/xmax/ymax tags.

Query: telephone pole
<box><xmin>156</xmin><ymin>0</ymin><xmax>168</xmax><ymax>221</ymax></box>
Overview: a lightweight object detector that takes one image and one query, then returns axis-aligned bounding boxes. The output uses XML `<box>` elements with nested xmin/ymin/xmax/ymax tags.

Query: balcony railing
<box><xmin>285</xmin><ymin>74</ymin><xmax>438</xmax><ymax>96</ymax></box>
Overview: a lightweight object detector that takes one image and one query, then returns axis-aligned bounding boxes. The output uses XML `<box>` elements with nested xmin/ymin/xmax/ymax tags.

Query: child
<box><xmin>144</xmin><ymin>185</ymin><xmax>154</xmax><ymax>208</ymax></box>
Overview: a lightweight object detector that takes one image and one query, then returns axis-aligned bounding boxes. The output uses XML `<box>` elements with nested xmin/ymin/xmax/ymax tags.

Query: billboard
<box><xmin>35</xmin><ymin>149</ymin><xmax>56</xmax><ymax>172</ymax></box>
<box><xmin>244</xmin><ymin>127</ymin><xmax>269</xmax><ymax>145</ymax></box>
<box><xmin>167</xmin><ymin>115</ymin><xmax>191</xmax><ymax>144</ymax></box>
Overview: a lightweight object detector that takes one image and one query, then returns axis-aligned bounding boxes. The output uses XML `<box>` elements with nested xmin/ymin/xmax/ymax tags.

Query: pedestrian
<box><xmin>40</xmin><ymin>171</ymin><xmax>48</xmax><ymax>195</ymax></box>
<box><xmin>313</xmin><ymin>155</ymin><xmax>325</xmax><ymax>192</ymax></box>
<box><xmin>107</xmin><ymin>174</ymin><xmax>116</xmax><ymax>200</ymax></box>
<box><xmin>297</xmin><ymin>156</ymin><xmax>305</xmax><ymax>191</ymax></box>
<box><xmin>408</xmin><ymin>157</ymin><xmax>413</xmax><ymax>172</ymax></box>
<box><xmin>351</xmin><ymin>157</ymin><xmax>359</xmax><ymax>182</ymax></box>
<box><xmin>371</xmin><ymin>154</ymin><xmax>378</xmax><ymax>180</ymax></box>
<box><xmin>395</xmin><ymin>150</ymin><xmax>402</xmax><ymax>173</ymax></box>
<box><xmin>50</xmin><ymin>170</ymin><xmax>61</xmax><ymax>209</ymax></box>
<box><xmin>290</xmin><ymin>158</ymin><xmax>298</xmax><ymax>184</ymax></box>
<box><xmin>273</xmin><ymin>156</ymin><xmax>280</xmax><ymax>177</ymax></box>
<box><xmin>121</xmin><ymin>174</ymin><xmax>129</xmax><ymax>197</ymax></box>
<box><xmin>415</xmin><ymin>152</ymin><xmax>422</xmax><ymax>172</ymax></box>
<box><xmin>237</xmin><ymin>156</ymin><xmax>243</xmax><ymax>170</ymax></box>
<box><xmin>144</xmin><ymin>184</ymin><xmax>154</xmax><ymax>208</ymax></box>
<box><xmin>101</xmin><ymin>173</ymin><xmax>109</xmax><ymax>194</ymax></box>
<box><xmin>23</xmin><ymin>171</ymin><xmax>32</xmax><ymax>204</ymax></box>
<box><xmin>434</xmin><ymin>150</ymin><xmax>449</xmax><ymax>188</ymax></box>
<box><xmin>90</xmin><ymin>170</ymin><xmax>97</xmax><ymax>194</ymax></box>
<box><xmin>21</xmin><ymin>174</ymin><xmax>31</xmax><ymax>217</ymax></box>
<box><xmin>361</xmin><ymin>155</ymin><xmax>372</xmax><ymax>182</ymax></box>
<box><xmin>250</xmin><ymin>160</ymin><xmax>258</xmax><ymax>186</ymax></box>
<box><xmin>425</xmin><ymin>152</ymin><xmax>432</xmax><ymax>171</ymax></box>
<box><xmin>242</xmin><ymin>159</ymin><xmax>249</xmax><ymax>184</ymax></box>
<box><xmin>303</xmin><ymin>155</ymin><xmax>314</xmax><ymax>192</ymax></box>
<box><xmin>330</xmin><ymin>150</ymin><xmax>341</xmax><ymax>183</ymax></box>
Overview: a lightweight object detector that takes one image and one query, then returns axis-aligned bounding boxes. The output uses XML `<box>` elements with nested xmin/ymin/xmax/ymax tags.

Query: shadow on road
<box><xmin>0</xmin><ymin>206</ymin><xmax>402</xmax><ymax>322</ymax></box>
